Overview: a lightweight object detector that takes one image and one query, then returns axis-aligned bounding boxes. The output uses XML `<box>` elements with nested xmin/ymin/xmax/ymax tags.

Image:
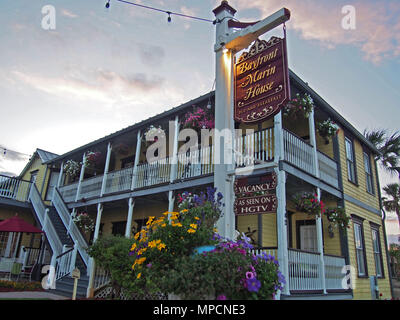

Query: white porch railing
<box><xmin>0</xmin><ymin>175</ymin><xmax>31</xmax><ymax>202</ymax></box>
<box><xmin>288</xmin><ymin>249</ymin><xmax>346</xmax><ymax>292</ymax></box>
<box><xmin>52</xmin><ymin>188</ymin><xmax>90</xmax><ymax>268</ymax></box>
<box><xmin>317</xmin><ymin>151</ymin><xmax>339</xmax><ymax>188</ymax></box>
<box><xmin>79</xmin><ymin>175</ymin><xmax>103</xmax><ymax>199</ymax></box>
<box><xmin>283</xmin><ymin>129</ymin><xmax>316</xmax><ymax>175</ymax></box>
<box><xmin>59</xmin><ymin>182</ymin><xmax>79</xmax><ymax>203</ymax></box>
<box><xmin>136</xmin><ymin>158</ymin><xmax>171</xmax><ymax>188</ymax></box>
<box><xmin>250</xmin><ymin>247</ymin><xmax>278</xmax><ymax>258</ymax></box>
<box><xmin>324</xmin><ymin>254</ymin><xmax>346</xmax><ymax>290</ymax></box>
<box><xmin>94</xmin><ymin>265</ymin><xmax>111</xmax><ymax>291</ymax></box>
<box><xmin>18</xmin><ymin>246</ymin><xmax>41</xmax><ymax>269</ymax></box>
<box><xmin>104</xmin><ymin>166</ymin><xmax>134</xmax><ymax>195</ymax></box>
<box><xmin>288</xmin><ymin>249</ymin><xmax>322</xmax><ymax>292</ymax></box>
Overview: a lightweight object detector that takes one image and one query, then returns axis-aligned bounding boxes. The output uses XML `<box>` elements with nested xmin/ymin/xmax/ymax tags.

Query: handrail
<box><xmin>0</xmin><ymin>174</ymin><xmax>31</xmax><ymax>183</ymax></box>
<box><xmin>53</xmin><ymin>187</ymin><xmax>89</xmax><ymax>267</ymax></box>
<box><xmin>283</xmin><ymin>128</ymin><xmax>314</xmax><ymax>148</ymax></box>
<box><xmin>56</xmin><ymin>247</ymin><xmax>74</xmax><ymax>259</ymax></box>
<box><xmin>29</xmin><ymin>184</ymin><xmax>63</xmax><ymax>256</ymax></box>
<box><xmin>288</xmin><ymin>248</ymin><xmax>321</xmax><ymax>255</ymax></box>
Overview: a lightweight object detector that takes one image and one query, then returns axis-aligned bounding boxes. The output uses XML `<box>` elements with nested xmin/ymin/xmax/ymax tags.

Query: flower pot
<box><xmin>192</xmin><ymin>245</ymin><xmax>216</xmax><ymax>256</ymax></box>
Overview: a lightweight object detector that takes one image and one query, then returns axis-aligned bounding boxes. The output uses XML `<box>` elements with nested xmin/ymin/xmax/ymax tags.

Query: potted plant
<box><xmin>317</xmin><ymin>119</ymin><xmax>340</xmax><ymax>144</ymax></box>
<box><xmin>325</xmin><ymin>207</ymin><xmax>350</xmax><ymax>230</ymax></box>
<box><xmin>143</xmin><ymin>125</ymin><xmax>165</xmax><ymax>146</ymax></box>
<box><xmin>64</xmin><ymin>160</ymin><xmax>81</xmax><ymax>180</ymax></box>
<box><xmin>283</xmin><ymin>93</ymin><xmax>315</xmax><ymax>119</ymax></box>
<box><xmin>292</xmin><ymin>192</ymin><xmax>325</xmax><ymax>217</ymax></box>
<box><xmin>84</xmin><ymin>151</ymin><xmax>102</xmax><ymax>168</ymax></box>
<box><xmin>127</xmin><ymin>188</ymin><xmax>285</xmax><ymax>300</ymax></box>
<box><xmin>73</xmin><ymin>211</ymin><xmax>95</xmax><ymax>233</ymax></box>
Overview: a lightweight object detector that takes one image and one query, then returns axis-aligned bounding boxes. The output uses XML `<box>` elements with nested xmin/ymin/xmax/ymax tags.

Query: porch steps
<box><xmin>51</xmin><ymin>273</ymin><xmax>90</xmax><ymax>299</ymax></box>
<box><xmin>46</xmin><ymin>206</ymin><xmax>73</xmax><ymax>247</ymax></box>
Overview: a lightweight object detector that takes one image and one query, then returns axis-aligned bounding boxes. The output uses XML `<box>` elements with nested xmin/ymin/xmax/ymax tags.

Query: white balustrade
<box><xmin>94</xmin><ymin>265</ymin><xmax>111</xmax><ymax>290</ymax></box>
<box><xmin>288</xmin><ymin>249</ymin><xmax>323</xmax><ymax>292</ymax></box>
<box><xmin>55</xmin><ymin>246</ymin><xmax>75</xmax><ymax>280</ymax></box>
<box><xmin>79</xmin><ymin>175</ymin><xmax>103</xmax><ymax>199</ymax></box>
<box><xmin>317</xmin><ymin>151</ymin><xmax>339</xmax><ymax>188</ymax></box>
<box><xmin>323</xmin><ymin>254</ymin><xmax>346</xmax><ymax>290</ymax></box>
<box><xmin>283</xmin><ymin>129</ymin><xmax>315</xmax><ymax>175</ymax></box>
<box><xmin>104</xmin><ymin>166</ymin><xmax>134</xmax><ymax>195</ymax></box>
<box><xmin>59</xmin><ymin>182</ymin><xmax>79</xmax><ymax>203</ymax></box>
<box><xmin>0</xmin><ymin>175</ymin><xmax>31</xmax><ymax>202</ymax></box>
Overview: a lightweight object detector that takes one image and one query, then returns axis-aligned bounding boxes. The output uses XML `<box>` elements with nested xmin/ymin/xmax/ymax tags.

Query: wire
<box><xmin>113</xmin><ymin>0</ymin><xmax>214</xmax><ymax>23</ymax></box>
<box><xmin>0</xmin><ymin>146</ymin><xmax>30</xmax><ymax>158</ymax></box>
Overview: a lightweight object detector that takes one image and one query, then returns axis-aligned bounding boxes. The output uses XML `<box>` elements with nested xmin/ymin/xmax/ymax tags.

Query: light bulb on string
<box><xmin>105</xmin><ymin>1</ymin><xmax>110</xmax><ymax>9</ymax></box>
<box><xmin>167</xmin><ymin>12</ymin><xmax>171</xmax><ymax>23</ymax></box>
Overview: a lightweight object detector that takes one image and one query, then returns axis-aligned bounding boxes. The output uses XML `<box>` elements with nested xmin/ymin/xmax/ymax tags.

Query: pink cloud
<box><xmin>227</xmin><ymin>0</ymin><xmax>400</xmax><ymax>64</ymax></box>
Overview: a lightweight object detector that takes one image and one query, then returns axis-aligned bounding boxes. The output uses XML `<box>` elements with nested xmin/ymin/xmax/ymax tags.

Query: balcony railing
<box><xmin>288</xmin><ymin>248</ymin><xmax>346</xmax><ymax>292</ymax></box>
<box><xmin>0</xmin><ymin>175</ymin><xmax>31</xmax><ymax>202</ymax></box>
<box><xmin>59</xmin><ymin>127</ymin><xmax>339</xmax><ymax>203</ymax></box>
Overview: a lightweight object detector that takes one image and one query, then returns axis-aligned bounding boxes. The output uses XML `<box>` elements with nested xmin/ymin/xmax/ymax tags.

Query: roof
<box><xmin>18</xmin><ymin>148</ymin><xmax>59</xmax><ymax>178</ymax></box>
<box><xmin>46</xmin><ymin>70</ymin><xmax>380</xmax><ymax>164</ymax></box>
<box><xmin>0</xmin><ymin>215</ymin><xmax>43</xmax><ymax>233</ymax></box>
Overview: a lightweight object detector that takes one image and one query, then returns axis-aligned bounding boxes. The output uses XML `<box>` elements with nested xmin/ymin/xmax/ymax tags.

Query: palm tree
<box><xmin>382</xmin><ymin>183</ymin><xmax>400</xmax><ymax>229</ymax></box>
<box><xmin>364</xmin><ymin>129</ymin><xmax>400</xmax><ymax>177</ymax></box>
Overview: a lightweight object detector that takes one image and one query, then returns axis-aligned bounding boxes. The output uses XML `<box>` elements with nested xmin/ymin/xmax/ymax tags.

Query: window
<box><xmin>363</xmin><ymin>152</ymin><xmax>374</xmax><ymax>194</ymax></box>
<box><xmin>353</xmin><ymin>221</ymin><xmax>367</xmax><ymax>276</ymax></box>
<box><xmin>371</xmin><ymin>228</ymin><xmax>384</xmax><ymax>277</ymax></box>
<box><xmin>112</xmin><ymin>221</ymin><xmax>127</xmax><ymax>236</ymax></box>
<box><xmin>345</xmin><ymin>138</ymin><xmax>356</xmax><ymax>183</ymax></box>
<box><xmin>45</xmin><ymin>171</ymin><xmax>60</xmax><ymax>201</ymax></box>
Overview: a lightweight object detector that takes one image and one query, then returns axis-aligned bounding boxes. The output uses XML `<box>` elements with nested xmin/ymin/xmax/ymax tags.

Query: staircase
<box><xmin>28</xmin><ymin>184</ymin><xmax>90</xmax><ymax>298</ymax></box>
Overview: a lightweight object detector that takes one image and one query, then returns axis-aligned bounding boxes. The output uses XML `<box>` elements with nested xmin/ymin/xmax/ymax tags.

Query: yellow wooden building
<box><xmin>0</xmin><ymin>70</ymin><xmax>393</xmax><ymax>299</ymax></box>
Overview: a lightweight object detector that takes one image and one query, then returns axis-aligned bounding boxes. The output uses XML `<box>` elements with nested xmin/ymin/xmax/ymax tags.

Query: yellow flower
<box><xmin>190</xmin><ymin>224</ymin><xmax>198</xmax><ymax>229</ymax></box>
<box><xmin>137</xmin><ymin>273</ymin><xmax>141</xmax><ymax>279</ymax></box>
<box><xmin>157</xmin><ymin>243</ymin><xmax>166</xmax><ymax>251</ymax></box>
<box><xmin>187</xmin><ymin>228</ymin><xmax>196</xmax><ymax>234</ymax></box>
<box><xmin>148</xmin><ymin>240</ymin><xmax>157</xmax><ymax>248</ymax></box>
<box><xmin>146</xmin><ymin>216</ymin><xmax>155</xmax><ymax>225</ymax></box>
<box><xmin>194</xmin><ymin>216</ymin><xmax>200</xmax><ymax>220</ymax></box>
<box><xmin>137</xmin><ymin>248</ymin><xmax>147</xmax><ymax>255</ymax></box>
<box><xmin>130</xmin><ymin>243</ymin><xmax>137</xmax><ymax>251</ymax></box>
<box><xmin>180</xmin><ymin>209</ymin><xmax>189</xmax><ymax>213</ymax></box>
<box><xmin>170</xmin><ymin>215</ymin><xmax>178</xmax><ymax>220</ymax></box>
<box><xmin>135</xmin><ymin>257</ymin><xmax>146</xmax><ymax>265</ymax></box>
<box><xmin>172</xmin><ymin>222</ymin><xmax>182</xmax><ymax>227</ymax></box>
<box><xmin>155</xmin><ymin>239</ymin><xmax>161</xmax><ymax>245</ymax></box>
<box><xmin>161</xmin><ymin>223</ymin><xmax>166</xmax><ymax>227</ymax></box>
<box><xmin>134</xmin><ymin>232</ymin><xmax>140</xmax><ymax>240</ymax></box>
<box><xmin>213</xmin><ymin>228</ymin><xmax>218</xmax><ymax>233</ymax></box>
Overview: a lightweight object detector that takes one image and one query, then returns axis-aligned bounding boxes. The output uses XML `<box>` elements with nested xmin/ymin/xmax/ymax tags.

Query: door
<box><xmin>299</xmin><ymin>225</ymin><xmax>318</xmax><ymax>252</ymax></box>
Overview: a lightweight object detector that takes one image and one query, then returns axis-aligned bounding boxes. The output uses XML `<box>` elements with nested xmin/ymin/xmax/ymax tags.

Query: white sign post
<box><xmin>71</xmin><ymin>268</ymin><xmax>80</xmax><ymax>300</ymax></box>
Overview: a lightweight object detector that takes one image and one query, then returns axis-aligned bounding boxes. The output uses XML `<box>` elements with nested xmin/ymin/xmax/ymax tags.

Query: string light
<box><xmin>0</xmin><ymin>146</ymin><xmax>30</xmax><ymax>158</ymax></box>
<box><xmin>107</xmin><ymin>0</ymin><xmax>215</xmax><ymax>24</ymax></box>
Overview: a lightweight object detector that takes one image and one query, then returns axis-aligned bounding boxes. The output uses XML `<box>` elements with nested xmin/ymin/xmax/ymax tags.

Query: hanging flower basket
<box><xmin>283</xmin><ymin>93</ymin><xmax>314</xmax><ymax>119</ymax></box>
<box><xmin>317</xmin><ymin>119</ymin><xmax>340</xmax><ymax>144</ymax></box>
<box><xmin>64</xmin><ymin>160</ymin><xmax>81</xmax><ymax>179</ymax></box>
<box><xmin>84</xmin><ymin>151</ymin><xmax>102</xmax><ymax>168</ymax></box>
<box><xmin>144</xmin><ymin>125</ymin><xmax>165</xmax><ymax>146</ymax></box>
<box><xmin>181</xmin><ymin>106</ymin><xmax>215</xmax><ymax>131</ymax></box>
<box><xmin>73</xmin><ymin>212</ymin><xmax>95</xmax><ymax>233</ymax></box>
<box><xmin>325</xmin><ymin>207</ymin><xmax>350</xmax><ymax>229</ymax></box>
<box><xmin>292</xmin><ymin>192</ymin><xmax>325</xmax><ymax>217</ymax></box>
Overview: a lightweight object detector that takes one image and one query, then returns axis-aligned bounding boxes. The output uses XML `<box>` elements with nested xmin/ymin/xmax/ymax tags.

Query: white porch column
<box><xmin>75</xmin><ymin>153</ymin><xmax>87</xmax><ymax>202</ymax></box>
<box><xmin>12</xmin><ymin>232</ymin><xmax>21</xmax><ymax>258</ymax></box>
<box><xmin>100</xmin><ymin>142</ymin><xmax>112</xmax><ymax>197</ymax></box>
<box><xmin>57</xmin><ymin>161</ymin><xmax>64</xmax><ymax>188</ymax></box>
<box><xmin>4</xmin><ymin>232</ymin><xmax>14</xmax><ymax>257</ymax></box>
<box><xmin>125</xmin><ymin>197</ymin><xmax>135</xmax><ymax>238</ymax></box>
<box><xmin>213</xmin><ymin>3</ymin><xmax>236</xmax><ymax>240</ymax></box>
<box><xmin>169</xmin><ymin>115</ymin><xmax>180</xmax><ymax>183</ymax></box>
<box><xmin>274</xmin><ymin>111</ymin><xmax>290</xmax><ymax>296</ymax></box>
<box><xmin>87</xmin><ymin>203</ymin><xmax>103</xmax><ymax>298</ymax></box>
<box><xmin>308</xmin><ymin>107</ymin><xmax>327</xmax><ymax>294</ymax></box>
<box><xmin>131</xmin><ymin>130</ymin><xmax>142</xmax><ymax>191</ymax></box>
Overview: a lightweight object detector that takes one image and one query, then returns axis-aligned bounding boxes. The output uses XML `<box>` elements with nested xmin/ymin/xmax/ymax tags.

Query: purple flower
<box><xmin>146</xmin><ymin>263</ymin><xmax>152</xmax><ymax>268</ymax></box>
<box><xmin>217</xmin><ymin>294</ymin><xmax>227</xmax><ymax>300</ymax></box>
<box><xmin>246</xmin><ymin>272</ymin><xmax>255</xmax><ymax>279</ymax></box>
<box><xmin>246</xmin><ymin>278</ymin><xmax>261</xmax><ymax>293</ymax></box>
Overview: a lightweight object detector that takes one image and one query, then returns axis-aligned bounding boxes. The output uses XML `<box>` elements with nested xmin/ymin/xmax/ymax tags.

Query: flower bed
<box><xmin>0</xmin><ymin>280</ymin><xmax>44</xmax><ymax>292</ymax></box>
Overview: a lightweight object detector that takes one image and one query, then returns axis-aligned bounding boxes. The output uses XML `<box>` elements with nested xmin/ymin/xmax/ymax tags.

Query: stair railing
<box><xmin>55</xmin><ymin>245</ymin><xmax>77</xmax><ymax>280</ymax></box>
<box><xmin>52</xmin><ymin>187</ymin><xmax>90</xmax><ymax>267</ymax></box>
<box><xmin>29</xmin><ymin>184</ymin><xmax>63</xmax><ymax>258</ymax></box>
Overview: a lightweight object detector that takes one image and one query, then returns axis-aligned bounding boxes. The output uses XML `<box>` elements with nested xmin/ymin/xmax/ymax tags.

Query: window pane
<box><xmin>372</xmin><ymin>229</ymin><xmax>382</xmax><ymax>277</ymax></box>
<box><xmin>357</xmin><ymin>249</ymin><xmax>366</xmax><ymax>275</ymax></box>
<box><xmin>345</xmin><ymin>139</ymin><xmax>353</xmax><ymax>161</ymax></box>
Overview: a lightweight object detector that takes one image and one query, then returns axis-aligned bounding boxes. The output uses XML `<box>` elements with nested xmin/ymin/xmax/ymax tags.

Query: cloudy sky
<box><xmin>0</xmin><ymin>0</ymin><xmax>399</xmax><ymax>213</ymax></box>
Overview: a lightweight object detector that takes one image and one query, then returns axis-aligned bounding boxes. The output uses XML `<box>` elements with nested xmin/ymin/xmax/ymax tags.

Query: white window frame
<box><xmin>345</xmin><ymin>137</ymin><xmax>356</xmax><ymax>183</ymax></box>
<box><xmin>354</xmin><ymin>222</ymin><xmax>366</xmax><ymax>276</ymax></box>
<box><xmin>371</xmin><ymin>228</ymin><xmax>383</xmax><ymax>277</ymax></box>
<box><xmin>363</xmin><ymin>152</ymin><xmax>374</xmax><ymax>194</ymax></box>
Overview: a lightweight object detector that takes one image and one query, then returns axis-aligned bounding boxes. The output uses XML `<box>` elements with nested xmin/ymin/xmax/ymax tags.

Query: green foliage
<box><xmin>0</xmin><ymin>280</ymin><xmax>43</xmax><ymax>291</ymax></box>
<box><xmin>87</xmin><ymin>235</ymin><xmax>138</xmax><ymax>298</ymax></box>
<box><xmin>326</xmin><ymin>207</ymin><xmax>350</xmax><ymax>229</ymax></box>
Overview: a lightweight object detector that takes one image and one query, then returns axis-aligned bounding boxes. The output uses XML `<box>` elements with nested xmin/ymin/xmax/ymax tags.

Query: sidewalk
<box><xmin>0</xmin><ymin>291</ymin><xmax>69</xmax><ymax>300</ymax></box>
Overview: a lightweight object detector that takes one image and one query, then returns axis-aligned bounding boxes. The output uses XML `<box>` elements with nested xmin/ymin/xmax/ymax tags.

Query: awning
<box><xmin>0</xmin><ymin>215</ymin><xmax>43</xmax><ymax>233</ymax></box>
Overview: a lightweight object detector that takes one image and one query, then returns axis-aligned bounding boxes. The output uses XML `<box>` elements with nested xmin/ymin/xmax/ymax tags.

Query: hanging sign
<box><xmin>234</xmin><ymin>173</ymin><xmax>277</xmax><ymax>216</ymax></box>
<box><xmin>234</xmin><ymin>194</ymin><xmax>277</xmax><ymax>216</ymax></box>
<box><xmin>234</xmin><ymin>36</ymin><xmax>290</xmax><ymax>123</ymax></box>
